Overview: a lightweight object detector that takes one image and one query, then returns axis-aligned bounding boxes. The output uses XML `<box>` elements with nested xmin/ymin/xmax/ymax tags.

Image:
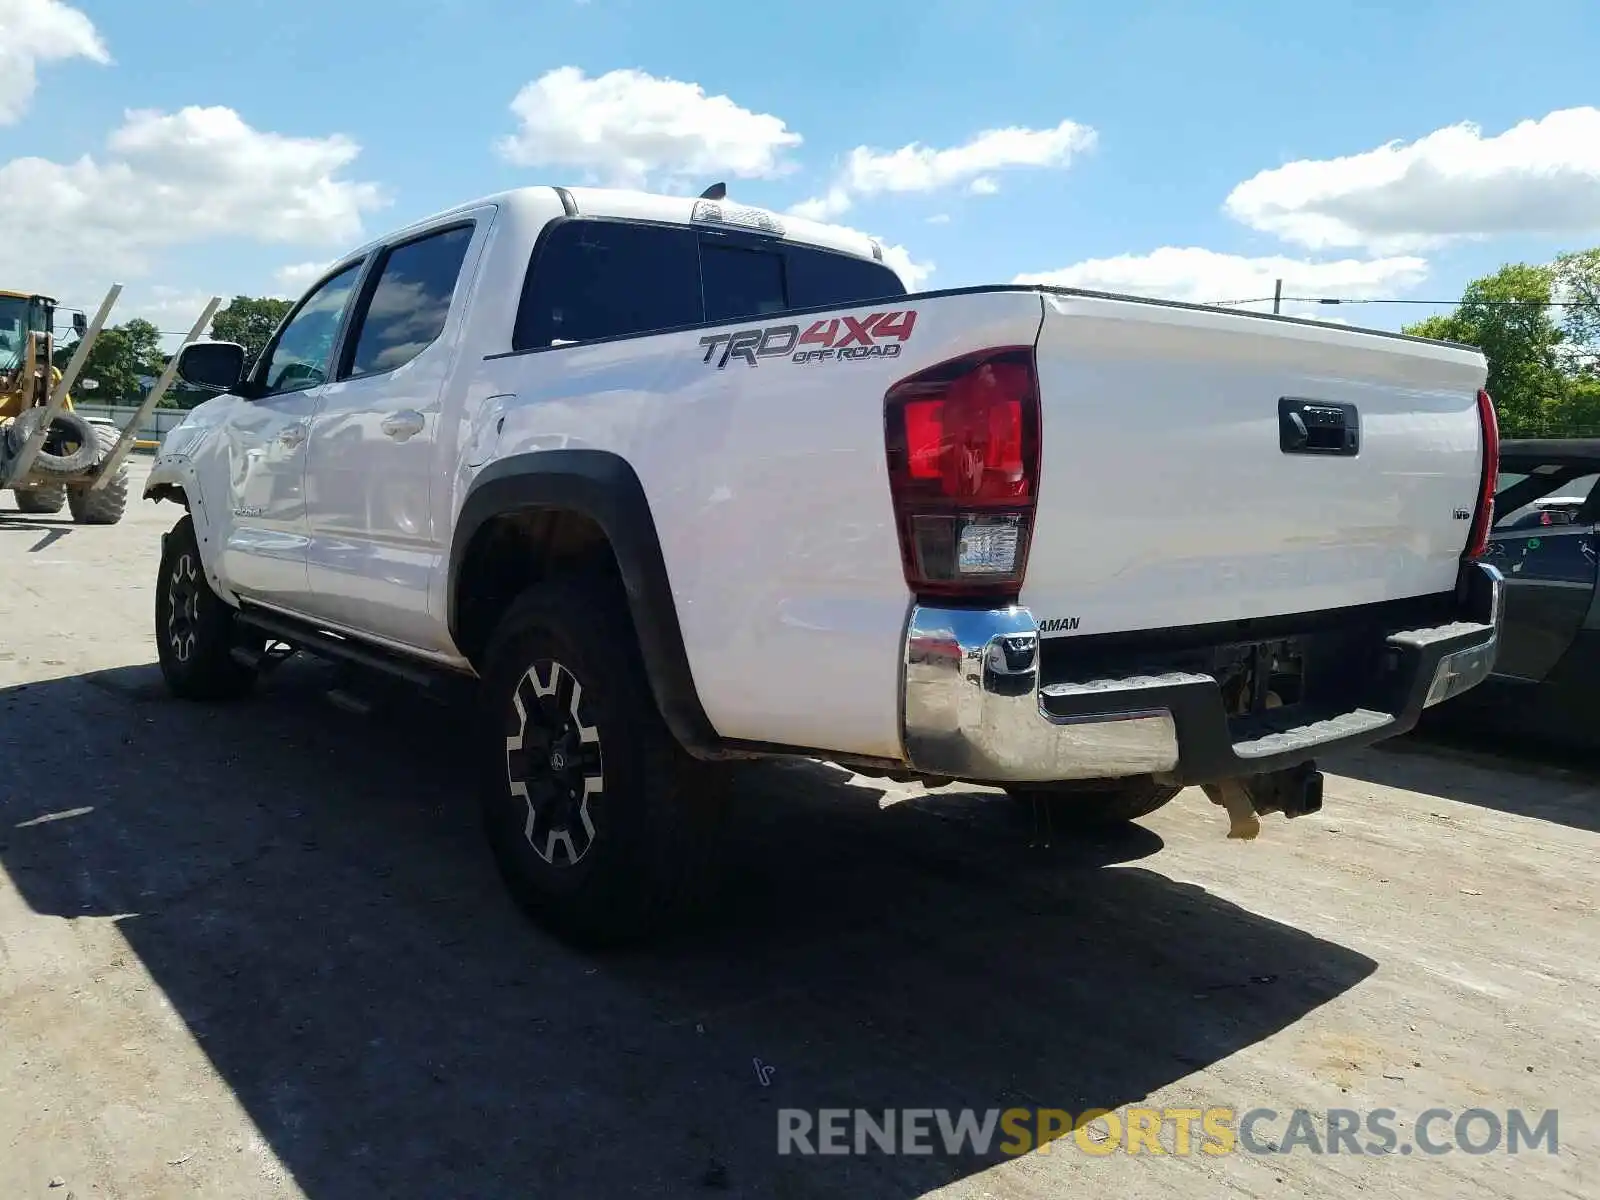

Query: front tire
<box><xmin>68</xmin><ymin>426</ymin><xmax>129</xmax><ymax>524</ymax></box>
<box><xmin>477</xmin><ymin>577</ymin><xmax>727</xmax><ymax>948</ymax></box>
<box><xmin>155</xmin><ymin>516</ymin><xmax>259</xmax><ymax>701</ymax></box>
<box><xmin>1006</xmin><ymin>778</ymin><xmax>1181</xmax><ymax>831</ymax></box>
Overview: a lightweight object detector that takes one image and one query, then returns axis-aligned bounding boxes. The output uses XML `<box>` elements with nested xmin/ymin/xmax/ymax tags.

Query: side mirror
<box><xmin>176</xmin><ymin>340</ymin><xmax>247</xmax><ymax>393</ymax></box>
<box><xmin>72</xmin><ymin>312</ymin><xmax>88</xmax><ymax>337</ymax></box>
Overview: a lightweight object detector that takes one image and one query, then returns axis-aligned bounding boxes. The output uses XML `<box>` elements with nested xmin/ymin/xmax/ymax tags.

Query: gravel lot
<box><xmin>1</xmin><ymin>460</ymin><xmax>1595</xmax><ymax>1199</ymax></box>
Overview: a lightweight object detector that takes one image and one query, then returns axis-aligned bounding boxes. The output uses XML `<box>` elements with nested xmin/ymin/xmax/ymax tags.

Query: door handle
<box><xmin>1278</xmin><ymin>397</ymin><xmax>1359</xmax><ymax>456</ymax></box>
<box><xmin>381</xmin><ymin>410</ymin><xmax>426</xmax><ymax>441</ymax></box>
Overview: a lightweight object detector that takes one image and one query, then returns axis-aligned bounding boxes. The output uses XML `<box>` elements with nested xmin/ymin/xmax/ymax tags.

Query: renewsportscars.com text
<box><xmin>777</xmin><ymin>1106</ymin><xmax>1560</xmax><ymax>1158</ymax></box>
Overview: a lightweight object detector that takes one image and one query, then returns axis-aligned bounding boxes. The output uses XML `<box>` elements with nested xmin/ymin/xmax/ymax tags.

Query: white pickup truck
<box><xmin>146</xmin><ymin>183</ymin><xmax>1504</xmax><ymax>944</ymax></box>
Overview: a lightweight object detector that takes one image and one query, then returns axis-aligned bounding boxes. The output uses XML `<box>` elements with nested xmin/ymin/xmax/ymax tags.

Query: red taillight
<box><xmin>1465</xmin><ymin>387</ymin><xmax>1499</xmax><ymax>559</ymax></box>
<box><xmin>884</xmin><ymin>347</ymin><xmax>1041</xmax><ymax>599</ymax></box>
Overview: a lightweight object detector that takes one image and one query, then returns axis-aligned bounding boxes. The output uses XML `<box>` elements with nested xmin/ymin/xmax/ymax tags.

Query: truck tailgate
<box><xmin>1022</xmin><ymin>291</ymin><xmax>1490</xmax><ymax>638</ymax></box>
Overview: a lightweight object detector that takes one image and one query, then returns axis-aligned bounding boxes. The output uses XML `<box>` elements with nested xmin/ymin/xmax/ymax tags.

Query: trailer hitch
<box><xmin>1202</xmin><ymin>762</ymin><xmax>1324</xmax><ymax>840</ymax></box>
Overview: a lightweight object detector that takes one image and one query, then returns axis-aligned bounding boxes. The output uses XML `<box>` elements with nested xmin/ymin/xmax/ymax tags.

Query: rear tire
<box><xmin>12</xmin><ymin>484</ymin><xmax>66</xmax><ymax>514</ymax></box>
<box><xmin>1005</xmin><ymin>778</ymin><xmax>1181</xmax><ymax>831</ymax></box>
<box><xmin>477</xmin><ymin>576</ymin><xmax>728</xmax><ymax>948</ymax></box>
<box><xmin>68</xmin><ymin>426</ymin><xmax>128</xmax><ymax>525</ymax></box>
<box><xmin>155</xmin><ymin>515</ymin><xmax>258</xmax><ymax>701</ymax></box>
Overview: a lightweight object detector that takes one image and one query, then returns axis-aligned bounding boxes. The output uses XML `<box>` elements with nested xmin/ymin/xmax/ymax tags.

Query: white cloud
<box><xmin>103</xmin><ymin>107</ymin><xmax>388</xmax><ymax>244</ymax></box>
<box><xmin>1013</xmin><ymin>247</ymin><xmax>1428</xmax><ymax>311</ymax></box>
<box><xmin>845</xmin><ymin>121</ymin><xmax>1095</xmax><ymax>195</ymax></box>
<box><xmin>793</xmin><ymin>119</ymin><xmax>1096</xmax><ymax>219</ymax></box>
<box><xmin>272</xmin><ymin>261</ymin><xmax>332</xmax><ymax>297</ymax></box>
<box><xmin>880</xmin><ymin>242</ymin><xmax>935</xmax><ymax>291</ymax></box>
<box><xmin>0</xmin><ymin>105</ymin><xmax>389</xmax><ymax>308</ymax></box>
<box><xmin>1226</xmin><ymin>107</ymin><xmax>1600</xmax><ymax>252</ymax></box>
<box><xmin>495</xmin><ymin>66</ymin><xmax>802</xmax><ymax>188</ymax></box>
<box><xmin>0</xmin><ymin>0</ymin><xmax>109</xmax><ymax>125</ymax></box>
<box><xmin>926</xmin><ymin>213</ymin><xmax>951</xmax><ymax>225</ymax></box>
<box><xmin>789</xmin><ymin>186</ymin><xmax>852</xmax><ymax>222</ymax></box>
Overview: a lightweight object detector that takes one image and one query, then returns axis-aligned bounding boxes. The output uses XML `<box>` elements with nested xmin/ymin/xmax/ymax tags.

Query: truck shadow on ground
<box><xmin>1</xmin><ymin>661</ymin><xmax>1377</xmax><ymax>1199</ymax></box>
<box><xmin>1329</xmin><ymin>719</ymin><xmax>1600</xmax><ymax>836</ymax></box>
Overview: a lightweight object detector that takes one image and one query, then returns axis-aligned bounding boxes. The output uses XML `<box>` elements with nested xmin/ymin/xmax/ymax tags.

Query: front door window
<box><xmin>258</xmin><ymin>263</ymin><xmax>364</xmax><ymax>396</ymax></box>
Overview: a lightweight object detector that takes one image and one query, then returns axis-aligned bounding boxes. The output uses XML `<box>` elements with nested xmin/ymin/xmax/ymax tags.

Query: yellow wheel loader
<box><xmin>0</xmin><ymin>288</ymin><xmax>128</xmax><ymax>521</ymax></box>
<box><xmin>0</xmin><ymin>285</ymin><xmax>219</xmax><ymax>524</ymax></box>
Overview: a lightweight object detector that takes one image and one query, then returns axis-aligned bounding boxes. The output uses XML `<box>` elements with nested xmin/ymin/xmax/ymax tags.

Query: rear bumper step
<box><xmin>900</xmin><ymin>561</ymin><xmax>1503</xmax><ymax>786</ymax></box>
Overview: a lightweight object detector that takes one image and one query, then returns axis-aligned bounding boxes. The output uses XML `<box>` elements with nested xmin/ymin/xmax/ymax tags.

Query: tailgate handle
<box><xmin>1279</xmin><ymin>397</ymin><xmax>1359</xmax><ymax>457</ymax></box>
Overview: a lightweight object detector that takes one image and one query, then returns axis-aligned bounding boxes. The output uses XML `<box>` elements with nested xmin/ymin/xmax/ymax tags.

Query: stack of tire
<box><xmin>4</xmin><ymin>408</ymin><xmax>127</xmax><ymax>524</ymax></box>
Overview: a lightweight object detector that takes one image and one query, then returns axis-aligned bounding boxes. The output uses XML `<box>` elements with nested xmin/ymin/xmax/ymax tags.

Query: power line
<box><xmin>1211</xmin><ymin>296</ymin><xmax>1593</xmax><ymax>308</ymax></box>
<box><xmin>52</xmin><ymin>322</ymin><xmax>211</xmax><ymax>338</ymax></box>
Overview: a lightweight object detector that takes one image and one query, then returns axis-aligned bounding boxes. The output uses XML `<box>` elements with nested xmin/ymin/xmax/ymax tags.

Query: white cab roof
<box><xmin>349</xmin><ymin>184</ymin><xmax>883</xmax><ymax>266</ymax></box>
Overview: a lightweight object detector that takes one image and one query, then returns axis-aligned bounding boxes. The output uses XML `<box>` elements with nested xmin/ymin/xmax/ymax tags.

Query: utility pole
<box><xmin>1273</xmin><ymin>279</ymin><xmax>1283</xmax><ymax>314</ymax></box>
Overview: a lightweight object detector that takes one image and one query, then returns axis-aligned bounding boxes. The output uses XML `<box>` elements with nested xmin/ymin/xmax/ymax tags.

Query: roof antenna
<box><xmin>699</xmin><ymin>182</ymin><xmax>727</xmax><ymax>200</ymax></box>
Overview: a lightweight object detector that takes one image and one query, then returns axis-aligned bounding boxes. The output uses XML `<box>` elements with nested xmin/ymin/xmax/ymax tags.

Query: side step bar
<box><xmin>234</xmin><ymin>606</ymin><xmax>476</xmax><ymax>701</ymax></box>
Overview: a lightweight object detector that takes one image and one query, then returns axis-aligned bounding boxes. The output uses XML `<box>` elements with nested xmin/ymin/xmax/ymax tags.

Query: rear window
<box><xmin>701</xmin><ymin>241</ymin><xmax>788</xmax><ymax>323</ymax></box>
<box><xmin>512</xmin><ymin>218</ymin><xmax>909</xmax><ymax>351</ymax></box>
<box><xmin>514</xmin><ymin>220</ymin><xmax>701</xmax><ymax>349</ymax></box>
<box><xmin>785</xmin><ymin>244</ymin><xmax>906</xmax><ymax>309</ymax></box>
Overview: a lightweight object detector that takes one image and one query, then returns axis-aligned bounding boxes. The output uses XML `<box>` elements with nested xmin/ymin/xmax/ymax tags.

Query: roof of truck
<box><xmin>346</xmin><ymin>184</ymin><xmax>885</xmax><ymax>269</ymax></box>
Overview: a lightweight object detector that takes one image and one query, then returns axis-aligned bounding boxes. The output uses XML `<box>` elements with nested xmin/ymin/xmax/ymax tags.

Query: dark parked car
<box><xmin>1425</xmin><ymin>438</ymin><xmax>1600</xmax><ymax>745</ymax></box>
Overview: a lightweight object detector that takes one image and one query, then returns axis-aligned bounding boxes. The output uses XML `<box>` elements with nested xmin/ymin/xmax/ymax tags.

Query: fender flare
<box><xmin>449</xmin><ymin>448</ymin><xmax>722</xmax><ymax>754</ymax></box>
<box><xmin>143</xmin><ymin>453</ymin><xmax>240</xmax><ymax>605</ymax></box>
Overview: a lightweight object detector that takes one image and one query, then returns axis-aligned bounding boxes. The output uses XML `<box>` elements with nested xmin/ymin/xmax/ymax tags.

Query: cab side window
<box><xmin>513</xmin><ymin>220</ymin><xmax>701</xmax><ymax>350</ymax></box>
<box><xmin>258</xmin><ymin>262</ymin><xmax>364</xmax><ymax>396</ymax></box>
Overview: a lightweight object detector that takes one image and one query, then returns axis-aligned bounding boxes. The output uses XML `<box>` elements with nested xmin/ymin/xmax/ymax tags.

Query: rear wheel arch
<box><xmin>449</xmin><ymin>450</ymin><xmax>720</xmax><ymax>755</ymax></box>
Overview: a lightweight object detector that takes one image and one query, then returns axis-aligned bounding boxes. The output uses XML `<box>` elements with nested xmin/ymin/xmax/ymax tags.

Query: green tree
<box><xmin>1400</xmin><ymin>312</ymin><xmax>1468</xmax><ymax>344</ymax></box>
<box><xmin>1403</xmin><ymin>263</ymin><xmax>1567</xmax><ymax>435</ymax></box>
<box><xmin>53</xmin><ymin>318</ymin><xmax>166</xmax><ymax>406</ymax></box>
<box><xmin>211</xmin><ymin>296</ymin><xmax>292</xmax><ymax>366</ymax></box>
<box><xmin>1552</xmin><ymin>248</ymin><xmax>1600</xmax><ymax>378</ymax></box>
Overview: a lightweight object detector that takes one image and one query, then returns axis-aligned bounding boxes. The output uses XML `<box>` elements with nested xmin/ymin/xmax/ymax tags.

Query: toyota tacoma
<box><xmin>144</xmin><ymin>184</ymin><xmax>1505</xmax><ymax>944</ymax></box>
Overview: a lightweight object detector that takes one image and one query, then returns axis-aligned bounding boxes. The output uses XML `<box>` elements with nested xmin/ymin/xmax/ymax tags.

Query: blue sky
<box><xmin>4</xmin><ymin>0</ymin><xmax>1600</xmax><ymax>337</ymax></box>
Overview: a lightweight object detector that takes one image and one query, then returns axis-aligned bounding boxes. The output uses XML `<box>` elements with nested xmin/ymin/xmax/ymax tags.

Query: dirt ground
<box><xmin>1</xmin><ymin>462</ymin><xmax>1594</xmax><ymax>1199</ymax></box>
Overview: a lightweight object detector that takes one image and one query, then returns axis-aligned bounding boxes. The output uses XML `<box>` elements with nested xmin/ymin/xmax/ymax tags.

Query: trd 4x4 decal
<box><xmin>699</xmin><ymin>310</ymin><xmax>918</xmax><ymax>369</ymax></box>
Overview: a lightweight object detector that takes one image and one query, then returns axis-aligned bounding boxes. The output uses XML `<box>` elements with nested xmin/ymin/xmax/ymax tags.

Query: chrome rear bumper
<box><xmin>900</xmin><ymin>562</ymin><xmax>1504</xmax><ymax>785</ymax></box>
